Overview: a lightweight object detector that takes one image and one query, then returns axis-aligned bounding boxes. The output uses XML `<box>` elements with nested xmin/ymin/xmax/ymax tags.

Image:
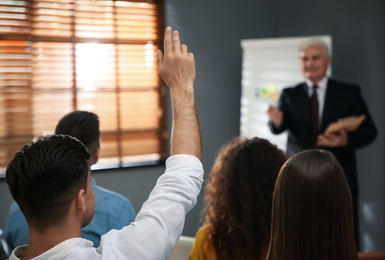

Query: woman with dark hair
<box><xmin>267</xmin><ymin>149</ymin><xmax>358</xmax><ymax>260</ymax></box>
<box><xmin>189</xmin><ymin>137</ymin><xmax>287</xmax><ymax>260</ymax></box>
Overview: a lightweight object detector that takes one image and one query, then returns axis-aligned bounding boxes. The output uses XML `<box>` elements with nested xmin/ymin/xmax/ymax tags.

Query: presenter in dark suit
<box><xmin>267</xmin><ymin>38</ymin><xmax>377</xmax><ymax>250</ymax></box>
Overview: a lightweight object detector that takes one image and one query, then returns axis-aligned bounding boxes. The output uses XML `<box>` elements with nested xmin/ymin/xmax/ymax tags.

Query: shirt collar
<box><xmin>91</xmin><ymin>177</ymin><xmax>96</xmax><ymax>188</ymax></box>
<box><xmin>11</xmin><ymin>238</ymin><xmax>94</xmax><ymax>260</ymax></box>
<box><xmin>305</xmin><ymin>77</ymin><xmax>328</xmax><ymax>92</ymax></box>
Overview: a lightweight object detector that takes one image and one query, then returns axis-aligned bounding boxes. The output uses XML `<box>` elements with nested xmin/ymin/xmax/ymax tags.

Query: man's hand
<box><xmin>157</xmin><ymin>27</ymin><xmax>195</xmax><ymax>92</ymax></box>
<box><xmin>267</xmin><ymin>105</ymin><xmax>283</xmax><ymax>127</ymax></box>
<box><xmin>317</xmin><ymin>129</ymin><xmax>348</xmax><ymax>147</ymax></box>
<box><xmin>157</xmin><ymin>27</ymin><xmax>201</xmax><ymax>161</ymax></box>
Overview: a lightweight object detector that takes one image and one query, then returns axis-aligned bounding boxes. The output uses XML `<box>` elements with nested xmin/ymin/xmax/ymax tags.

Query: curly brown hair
<box><xmin>203</xmin><ymin>137</ymin><xmax>287</xmax><ymax>260</ymax></box>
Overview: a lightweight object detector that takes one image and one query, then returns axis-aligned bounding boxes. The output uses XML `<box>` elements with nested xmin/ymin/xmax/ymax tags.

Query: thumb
<box><xmin>157</xmin><ymin>49</ymin><xmax>164</xmax><ymax>67</ymax></box>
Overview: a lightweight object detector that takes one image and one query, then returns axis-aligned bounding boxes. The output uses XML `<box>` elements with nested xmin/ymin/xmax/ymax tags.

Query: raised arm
<box><xmin>97</xmin><ymin>27</ymin><xmax>203</xmax><ymax>260</ymax></box>
<box><xmin>157</xmin><ymin>26</ymin><xmax>201</xmax><ymax>161</ymax></box>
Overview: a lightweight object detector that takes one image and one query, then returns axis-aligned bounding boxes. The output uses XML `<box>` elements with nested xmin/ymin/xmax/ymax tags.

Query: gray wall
<box><xmin>0</xmin><ymin>0</ymin><xmax>384</xmax><ymax>252</ymax></box>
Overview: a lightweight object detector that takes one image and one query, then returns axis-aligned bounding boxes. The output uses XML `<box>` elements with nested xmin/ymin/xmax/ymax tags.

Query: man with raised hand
<box><xmin>7</xmin><ymin>26</ymin><xmax>203</xmax><ymax>260</ymax></box>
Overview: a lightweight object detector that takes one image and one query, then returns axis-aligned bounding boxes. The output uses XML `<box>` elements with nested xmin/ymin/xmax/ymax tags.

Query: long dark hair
<box><xmin>267</xmin><ymin>149</ymin><xmax>358</xmax><ymax>260</ymax></box>
<box><xmin>203</xmin><ymin>137</ymin><xmax>287</xmax><ymax>260</ymax></box>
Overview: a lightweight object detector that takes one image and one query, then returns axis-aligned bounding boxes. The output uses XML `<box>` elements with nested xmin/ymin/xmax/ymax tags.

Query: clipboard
<box><xmin>324</xmin><ymin>115</ymin><xmax>366</xmax><ymax>134</ymax></box>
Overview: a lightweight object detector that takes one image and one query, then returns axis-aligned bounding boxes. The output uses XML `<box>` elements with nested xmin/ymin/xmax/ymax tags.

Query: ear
<box><xmin>94</xmin><ymin>147</ymin><xmax>100</xmax><ymax>163</ymax></box>
<box><xmin>74</xmin><ymin>189</ymin><xmax>86</xmax><ymax>213</ymax></box>
<box><xmin>89</xmin><ymin>147</ymin><xmax>100</xmax><ymax>166</ymax></box>
<box><xmin>327</xmin><ymin>56</ymin><xmax>332</xmax><ymax>66</ymax></box>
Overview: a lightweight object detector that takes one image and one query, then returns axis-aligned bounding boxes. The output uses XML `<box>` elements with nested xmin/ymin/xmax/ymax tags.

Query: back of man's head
<box><xmin>55</xmin><ymin>111</ymin><xmax>100</xmax><ymax>155</ymax></box>
<box><xmin>6</xmin><ymin>135</ymin><xmax>90</xmax><ymax>232</ymax></box>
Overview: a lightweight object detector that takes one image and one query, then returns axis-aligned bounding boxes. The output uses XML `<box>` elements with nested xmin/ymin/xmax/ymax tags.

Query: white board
<box><xmin>240</xmin><ymin>35</ymin><xmax>331</xmax><ymax>152</ymax></box>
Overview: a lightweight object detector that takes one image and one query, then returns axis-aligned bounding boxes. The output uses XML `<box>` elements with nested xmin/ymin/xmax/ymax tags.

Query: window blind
<box><xmin>0</xmin><ymin>0</ymin><xmax>167</xmax><ymax>171</ymax></box>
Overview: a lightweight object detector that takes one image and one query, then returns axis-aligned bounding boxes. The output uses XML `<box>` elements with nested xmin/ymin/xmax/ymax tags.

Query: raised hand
<box><xmin>157</xmin><ymin>27</ymin><xmax>195</xmax><ymax>92</ymax></box>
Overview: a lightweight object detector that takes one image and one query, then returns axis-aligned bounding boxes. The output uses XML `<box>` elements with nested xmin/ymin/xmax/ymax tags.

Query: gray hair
<box><xmin>299</xmin><ymin>38</ymin><xmax>331</xmax><ymax>57</ymax></box>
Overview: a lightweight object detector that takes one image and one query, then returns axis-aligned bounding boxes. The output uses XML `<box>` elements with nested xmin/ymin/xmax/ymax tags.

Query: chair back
<box><xmin>0</xmin><ymin>238</ymin><xmax>10</xmax><ymax>260</ymax></box>
<box><xmin>358</xmin><ymin>251</ymin><xmax>385</xmax><ymax>260</ymax></box>
<box><xmin>0</xmin><ymin>228</ymin><xmax>10</xmax><ymax>260</ymax></box>
<box><xmin>167</xmin><ymin>236</ymin><xmax>195</xmax><ymax>260</ymax></box>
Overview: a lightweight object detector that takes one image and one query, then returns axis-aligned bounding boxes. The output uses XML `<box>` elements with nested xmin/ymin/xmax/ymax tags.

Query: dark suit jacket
<box><xmin>268</xmin><ymin>78</ymin><xmax>377</xmax><ymax>196</ymax></box>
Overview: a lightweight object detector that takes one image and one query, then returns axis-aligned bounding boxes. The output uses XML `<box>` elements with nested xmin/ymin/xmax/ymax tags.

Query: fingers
<box><xmin>338</xmin><ymin>128</ymin><xmax>347</xmax><ymax>136</ymax></box>
<box><xmin>156</xmin><ymin>49</ymin><xmax>163</xmax><ymax>67</ymax></box>
<box><xmin>267</xmin><ymin>106</ymin><xmax>282</xmax><ymax>118</ymax></box>
<box><xmin>317</xmin><ymin>135</ymin><xmax>328</xmax><ymax>146</ymax></box>
<box><xmin>268</xmin><ymin>105</ymin><xmax>279</xmax><ymax>112</ymax></box>
<box><xmin>163</xmin><ymin>26</ymin><xmax>190</xmax><ymax>55</ymax></box>
<box><xmin>267</xmin><ymin>106</ymin><xmax>275</xmax><ymax>115</ymax></box>
<box><xmin>164</xmin><ymin>26</ymin><xmax>172</xmax><ymax>54</ymax></box>
<box><xmin>173</xmin><ymin>30</ymin><xmax>181</xmax><ymax>53</ymax></box>
<box><xmin>181</xmin><ymin>44</ymin><xmax>188</xmax><ymax>54</ymax></box>
<box><xmin>317</xmin><ymin>133</ymin><xmax>344</xmax><ymax>147</ymax></box>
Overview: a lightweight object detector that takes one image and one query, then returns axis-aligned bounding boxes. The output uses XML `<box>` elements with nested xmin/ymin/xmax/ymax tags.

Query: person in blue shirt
<box><xmin>5</xmin><ymin>111</ymin><xmax>136</xmax><ymax>249</ymax></box>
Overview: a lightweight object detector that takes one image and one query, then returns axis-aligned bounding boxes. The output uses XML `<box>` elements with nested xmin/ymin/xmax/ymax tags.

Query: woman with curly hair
<box><xmin>267</xmin><ymin>149</ymin><xmax>358</xmax><ymax>260</ymax></box>
<box><xmin>189</xmin><ymin>137</ymin><xmax>287</xmax><ymax>260</ymax></box>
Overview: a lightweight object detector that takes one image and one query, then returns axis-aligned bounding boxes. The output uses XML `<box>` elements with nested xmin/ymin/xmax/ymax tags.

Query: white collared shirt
<box><xmin>305</xmin><ymin>77</ymin><xmax>328</xmax><ymax>127</ymax></box>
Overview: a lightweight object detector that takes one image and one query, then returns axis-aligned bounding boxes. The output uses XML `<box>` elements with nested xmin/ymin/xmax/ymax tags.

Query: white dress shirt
<box><xmin>305</xmin><ymin>77</ymin><xmax>328</xmax><ymax>127</ymax></box>
<box><xmin>9</xmin><ymin>154</ymin><xmax>204</xmax><ymax>260</ymax></box>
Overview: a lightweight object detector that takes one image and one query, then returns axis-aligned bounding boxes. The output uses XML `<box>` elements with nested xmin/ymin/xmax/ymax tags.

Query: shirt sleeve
<box><xmin>268</xmin><ymin>89</ymin><xmax>289</xmax><ymax>134</ymax></box>
<box><xmin>97</xmin><ymin>154</ymin><xmax>204</xmax><ymax>260</ymax></box>
<box><xmin>110</xmin><ymin>199</ymin><xmax>136</xmax><ymax>229</ymax></box>
<box><xmin>346</xmin><ymin>86</ymin><xmax>377</xmax><ymax>149</ymax></box>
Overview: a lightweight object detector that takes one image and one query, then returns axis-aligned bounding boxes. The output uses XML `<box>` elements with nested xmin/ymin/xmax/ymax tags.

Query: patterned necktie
<box><xmin>310</xmin><ymin>85</ymin><xmax>319</xmax><ymax>147</ymax></box>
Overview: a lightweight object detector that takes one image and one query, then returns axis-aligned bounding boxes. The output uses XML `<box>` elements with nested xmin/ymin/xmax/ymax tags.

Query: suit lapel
<box><xmin>320</xmin><ymin>79</ymin><xmax>338</xmax><ymax>132</ymax></box>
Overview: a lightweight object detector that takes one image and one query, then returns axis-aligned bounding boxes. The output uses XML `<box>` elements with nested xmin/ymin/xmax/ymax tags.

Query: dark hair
<box><xmin>6</xmin><ymin>135</ymin><xmax>90</xmax><ymax>232</ymax></box>
<box><xmin>203</xmin><ymin>137</ymin><xmax>287</xmax><ymax>260</ymax></box>
<box><xmin>55</xmin><ymin>111</ymin><xmax>100</xmax><ymax>154</ymax></box>
<box><xmin>267</xmin><ymin>149</ymin><xmax>357</xmax><ymax>260</ymax></box>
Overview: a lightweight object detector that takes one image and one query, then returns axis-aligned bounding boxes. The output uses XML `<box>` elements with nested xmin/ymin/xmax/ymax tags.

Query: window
<box><xmin>0</xmin><ymin>0</ymin><xmax>167</xmax><ymax>172</ymax></box>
